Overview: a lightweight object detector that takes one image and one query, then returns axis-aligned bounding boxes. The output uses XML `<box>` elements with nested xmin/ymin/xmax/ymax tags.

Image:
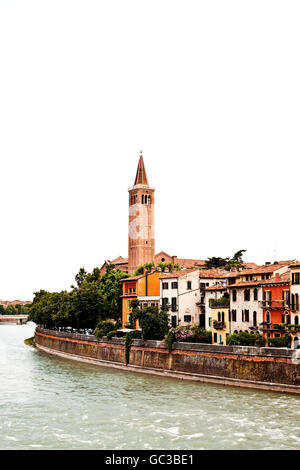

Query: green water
<box><xmin>1</xmin><ymin>322</ymin><xmax>300</xmax><ymax>450</ymax></box>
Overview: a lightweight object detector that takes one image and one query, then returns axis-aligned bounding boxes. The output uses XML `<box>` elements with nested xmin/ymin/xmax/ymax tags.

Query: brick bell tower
<box><xmin>128</xmin><ymin>151</ymin><xmax>155</xmax><ymax>274</ymax></box>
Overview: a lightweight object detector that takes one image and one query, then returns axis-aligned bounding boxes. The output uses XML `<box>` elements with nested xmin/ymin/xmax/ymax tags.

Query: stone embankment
<box><xmin>35</xmin><ymin>327</ymin><xmax>300</xmax><ymax>394</ymax></box>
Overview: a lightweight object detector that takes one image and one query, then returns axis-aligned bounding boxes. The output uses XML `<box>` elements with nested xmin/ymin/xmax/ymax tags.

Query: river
<box><xmin>1</xmin><ymin>322</ymin><xmax>300</xmax><ymax>450</ymax></box>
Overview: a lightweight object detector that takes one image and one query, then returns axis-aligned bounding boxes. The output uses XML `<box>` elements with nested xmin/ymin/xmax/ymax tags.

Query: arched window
<box><xmin>232</xmin><ymin>289</ymin><xmax>237</xmax><ymax>301</ymax></box>
<box><xmin>253</xmin><ymin>311</ymin><xmax>257</xmax><ymax>326</ymax></box>
<box><xmin>285</xmin><ymin>311</ymin><xmax>290</xmax><ymax>324</ymax></box>
<box><xmin>254</xmin><ymin>288</ymin><xmax>258</xmax><ymax>301</ymax></box>
<box><xmin>234</xmin><ymin>330</ymin><xmax>238</xmax><ymax>334</ymax></box>
<box><xmin>244</xmin><ymin>289</ymin><xmax>250</xmax><ymax>301</ymax></box>
<box><xmin>218</xmin><ymin>312</ymin><xmax>221</xmax><ymax>321</ymax></box>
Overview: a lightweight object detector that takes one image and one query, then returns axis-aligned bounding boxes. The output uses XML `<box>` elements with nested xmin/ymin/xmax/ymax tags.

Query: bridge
<box><xmin>0</xmin><ymin>315</ymin><xmax>28</xmax><ymax>325</ymax></box>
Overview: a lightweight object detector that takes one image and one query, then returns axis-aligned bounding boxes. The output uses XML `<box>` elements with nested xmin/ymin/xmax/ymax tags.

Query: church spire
<box><xmin>134</xmin><ymin>150</ymin><xmax>149</xmax><ymax>186</ymax></box>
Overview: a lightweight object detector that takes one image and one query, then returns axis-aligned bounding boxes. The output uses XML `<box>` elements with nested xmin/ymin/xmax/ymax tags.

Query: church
<box><xmin>100</xmin><ymin>151</ymin><xmax>207</xmax><ymax>275</ymax></box>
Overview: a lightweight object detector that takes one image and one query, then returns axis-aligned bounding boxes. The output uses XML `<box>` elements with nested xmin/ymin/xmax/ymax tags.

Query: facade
<box><xmin>121</xmin><ymin>269</ymin><xmax>164</xmax><ymax>329</ymax></box>
<box><xmin>204</xmin><ymin>283</ymin><xmax>228</xmax><ymax>330</ymax></box>
<box><xmin>159</xmin><ymin>270</ymin><xmax>200</xmax><ymax>327</ymax></box>
<box><xmin>211</xmin><ymin>306</ymin><xmax>230</xmax><ymax>345</ymax></box>
<box><xmin>261</xmin><ymin>273</ymin><xmax>291</xmax><ymax>341</ymax></box>
<box><xmin>290</xmin><ymin>263</ymin><xmax>300</xmax><ymax>348</ymax></box>
<box><xmin>227</xmin><ymin>261</ymin><xmax>291</xmax><ymax>334</ymax></box>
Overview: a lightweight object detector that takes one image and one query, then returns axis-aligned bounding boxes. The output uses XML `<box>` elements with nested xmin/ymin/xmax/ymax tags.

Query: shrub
<box><xmin>226</xmin><ymin>331</ymin><xmax>265</xmax><ymax>346</ymax></box>
<box><xmin>268</xmin><ymin>336</ymin><xmax>291</xmax><ymax>348</ymax></box>
<box><xmin>106</xmin><ymin>330</ymin><xmax>118</xmax><ymax>340</ymax></box>
<box><xmin>94</xmin><ymin>320</ymin><xmax>116</xmax><ymax>339</ymax></box>
<box><xmin>124</xmin><ymin>330</ymin><xmax>142</xmax><ymax>365</ymax></box>
<box><xmin>106</xmin><ymin>330</ymin><xmax>125</xmax><ymax>340</ymax></box>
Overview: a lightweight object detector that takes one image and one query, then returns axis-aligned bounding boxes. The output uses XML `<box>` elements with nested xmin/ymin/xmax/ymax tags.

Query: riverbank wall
<box><xmin>35</xmin><ymin>327</ymin><xmax>300</xmax><ymax>394</ymax></box>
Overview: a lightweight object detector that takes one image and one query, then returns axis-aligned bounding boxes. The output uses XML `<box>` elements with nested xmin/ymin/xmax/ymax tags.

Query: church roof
<box><xmin>134</xmin><ymin>153</ymin><xmax>149</xmax><ymax>186</ymax></box>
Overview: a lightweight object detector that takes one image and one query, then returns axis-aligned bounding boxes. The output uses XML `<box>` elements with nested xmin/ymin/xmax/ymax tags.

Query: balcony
<box><xmin>122</xmin><ymin>292</ymin><xmax>137</xmax><ymax>297</ymax></box>
<box><xmin>259</xmin><ymin>300</ymin><xmax>290</xmax><ymax>310</ymax></box>
<box><xmin>209</xmin><ymin>298</ymin><xmax>230</xmax><ymax>308</ymax></box>
<box><xmin>213</xmin><ymin>320</ymin><xmax>226</xmax><ymax>330</ymax></box>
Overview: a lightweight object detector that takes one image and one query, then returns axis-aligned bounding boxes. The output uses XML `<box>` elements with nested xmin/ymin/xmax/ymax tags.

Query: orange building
<box><xmin>121</xmin><ymin>269</ymin><xmax>165</xmax><ymax>329</ymax></box>
<box><xmin>261</xmin><ymin>273</ymin><xmax>291</xmax><ymax>340</ymax></box>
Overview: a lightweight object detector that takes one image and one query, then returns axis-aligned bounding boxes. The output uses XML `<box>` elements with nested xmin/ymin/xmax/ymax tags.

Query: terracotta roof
<box><xmin>159</xmin><ymin>269</ymin><xmax>198</xmax><ymax>279</ymax></box>
<box><xmin>134</xmin><ymin>153</ymin><xmax>149</xmax><ymax>186</ymax></box>
<box><xmin>229</xmin><ymin>271</ymin><xmax>291</xmax><ymax>288</ymax></box>
<box><xmin>205</xmin><ymin>284</ymin><xmax>227</xmax><ymax>291</ymax></box>
<box><xmin>121</xmin><ymin>274</ymin><xmax>145</xmax><ymax>282</ymax></box>
<box><xmin>176</xmin><ymin>258</ymin><xmax>206</xmax><ymax>269</ymax></box>
<box><xmin>198</xmin><ymin>268</ymin><xmax>228</xmax><ymax>279</ymax></box>
<box><xmin>226</xmin><ymin>261</ymin><xmax>292</xmax><ymax>278</ymax></box>
<box><xmin>110</xmin><ymin>256</ymin><xmax>128</xmax><ymax>264</ymax></box>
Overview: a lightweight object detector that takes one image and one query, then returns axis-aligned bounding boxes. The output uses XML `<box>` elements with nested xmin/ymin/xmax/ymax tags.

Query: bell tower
<box><xmin>128</xmin><ymin>151</ymin><xmax>155</xmax><ymax>274</ymax></box>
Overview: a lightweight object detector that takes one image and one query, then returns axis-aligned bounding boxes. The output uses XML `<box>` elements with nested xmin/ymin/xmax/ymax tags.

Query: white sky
<box><xmin>0</xmin><ymin>1</ymin><xmax>299</xmax><ymax>300</ymax></box>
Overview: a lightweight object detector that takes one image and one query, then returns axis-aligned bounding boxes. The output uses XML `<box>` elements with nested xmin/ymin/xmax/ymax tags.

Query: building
<box><xmin>204</xmin><ymin>282</ymin><xmax>228</xmax><ymax>330</ymax></box>
<box><xmin>289</xmin><ymin>262</ymin><xmax>300</xmax><ymax>348</ymax></box>
<box><xmin>260</xmin><ymin>272</ymin><xmax>291</xmax><ymax>341</ymax></box>
<box><xmin>121</xmin><ymin>269</ymin><xmax>164</xmax><ymax>329</ymax></box>
<box><xmin>159</xmin><ymin>270</ymin><xmax>200</xmax><ymax>327</ymax></box>
<box><xmin>227</xmin><ymin>261</ymin><xmax>291</xmax><ymax>334</ymax></box>
<box><xmin>211</xmin><ymin>304</ymin><xmax>230</xmax><ymax>345</ymax></box>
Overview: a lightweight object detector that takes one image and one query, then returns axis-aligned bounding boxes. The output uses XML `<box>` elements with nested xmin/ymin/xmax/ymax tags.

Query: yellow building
<box><xmin>121</xmin><ymin>270</ymin><xmax>165</xmax><ymax>329</ymax></box>
<box><xmin>211</xmin><ymin>306</ymin><xmax>230</xmax><ymax>345</ymax></box>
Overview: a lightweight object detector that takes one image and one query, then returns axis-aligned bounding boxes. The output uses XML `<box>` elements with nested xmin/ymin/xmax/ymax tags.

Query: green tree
<box><xmin>132</xmin><ymin>306</ymin><xmax>169</xmax><ymax>340</ymax></box>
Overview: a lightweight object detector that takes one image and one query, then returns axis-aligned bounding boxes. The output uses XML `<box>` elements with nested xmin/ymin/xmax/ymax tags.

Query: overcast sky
<box><xmin>0</xmin><ymin>1</ymin><xmax>299</xmax><ymax>300</ymax></box>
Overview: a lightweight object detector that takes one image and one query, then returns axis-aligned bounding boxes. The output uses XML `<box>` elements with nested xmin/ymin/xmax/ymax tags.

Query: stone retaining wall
<box><xmin>34</xmin><ymin>327</ymin><xmax>300</xmax><ymax>394</ymax></box>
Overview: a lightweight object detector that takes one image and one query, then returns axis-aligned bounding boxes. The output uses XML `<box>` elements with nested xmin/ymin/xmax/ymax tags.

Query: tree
<box><xmin>204</xmin><ymin>250</ymin><xmax>247</xmax><ymax>271</ymax></box>
<box><xmin>132</xmin><ymin>306</ymin><xmax>169</xmax><ymax>340</ymax></box>
<box><xmin>98</xmin><ymin>265</ymin><xmax>130</xmax><ymax>321</ymax></box>
<box><xmin>134</xmin><ymin>262</ymin><xmax>155</xmax><ymax>276</ymax></box>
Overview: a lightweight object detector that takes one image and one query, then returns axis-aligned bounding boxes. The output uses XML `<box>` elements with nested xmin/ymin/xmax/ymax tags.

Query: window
<box><xmin>244</xmin><ymin>289</ymin><xmax>250</xmax><ymax>301</ymax></box>
<box><xmin>171</xmin><ymin>297</ymin><xmax>177</xmax><ymax>312</ymax></box>
<box><xmin>266</xmin><ymin>311</ymin><xmax>270</xmax><ymax>324</ymax></box>
<box><xmin>253</xmin><ymin>311</ymin><xmax>257</xmax><ymax>326</ymax></box>
<box><xmin>162</xmin><ymin>298</ymin><xmax>169</xmax><ymax>310</ymax></box>
<box><xmin>171</xmin><ymin>282</ymin><xmax>178</xmax><ymax>289</ymax></box>
<box><xmin>184</xmin><ymin>315</ymin><xmax>191</xmax><ymax>323</ymax></box>
<box><xmin>283</xmin><ymin>290</ymin><xmax>290</xmax><ymax>308</ymax></box>
<box><xmin>232</xmin><ymin>310</ymin><xmax>237</xmax><ymax>322</ymax></box>
<box><xmin>295</xmin><ymin>316</ymin><xmax>299</xmax><ymax>325</ymax></box>
<box><xmin>232</xmin><ymin>289</ymin><xmax>237</xmax><ymax>302</ymax></box>
<box><xmin>254</xmin><ymin>288</ymin><xmax>258</xmax><ymax>301</ymax></box>
<box><xmin>218</xmin><ymin>312</ymin><xmax>221</xmax><ymax>321</ymax></box>
<box><xmin>209</xmin><ymin>317</ymin><xmax>211</xmax><ymax>327</ymax></box>
<box><xmin>214</xmin><ymin>333</ymin><xmax>217</xmax><ymax>342</ymax></box>
<box><xmin>187</xmin><ymin>281</ymin><xmax>192</xmax><ymax>290</ymax></box>
<box><xmin>264</xmin><ymin>290</ymin><xmax>272</xmax><ymax>306</ymax></box>
<box><xmin>292</xmin><ymin>272</ymin><xmax>300</xmax><ymax>285</ymax></box>
<box><xmin>244</xmin><ymin>310</ymin><xmax>249</xmax><ymax>322</ymax></box>
<box><xmin>162</xmin><ymin>282</ymin><xmax>169</xmax><ymax>290</ymax></box>
<box><xmin>148</xmin><ymin>195</ymin><xmax>151</xmax><ymax>205</ymax></box>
